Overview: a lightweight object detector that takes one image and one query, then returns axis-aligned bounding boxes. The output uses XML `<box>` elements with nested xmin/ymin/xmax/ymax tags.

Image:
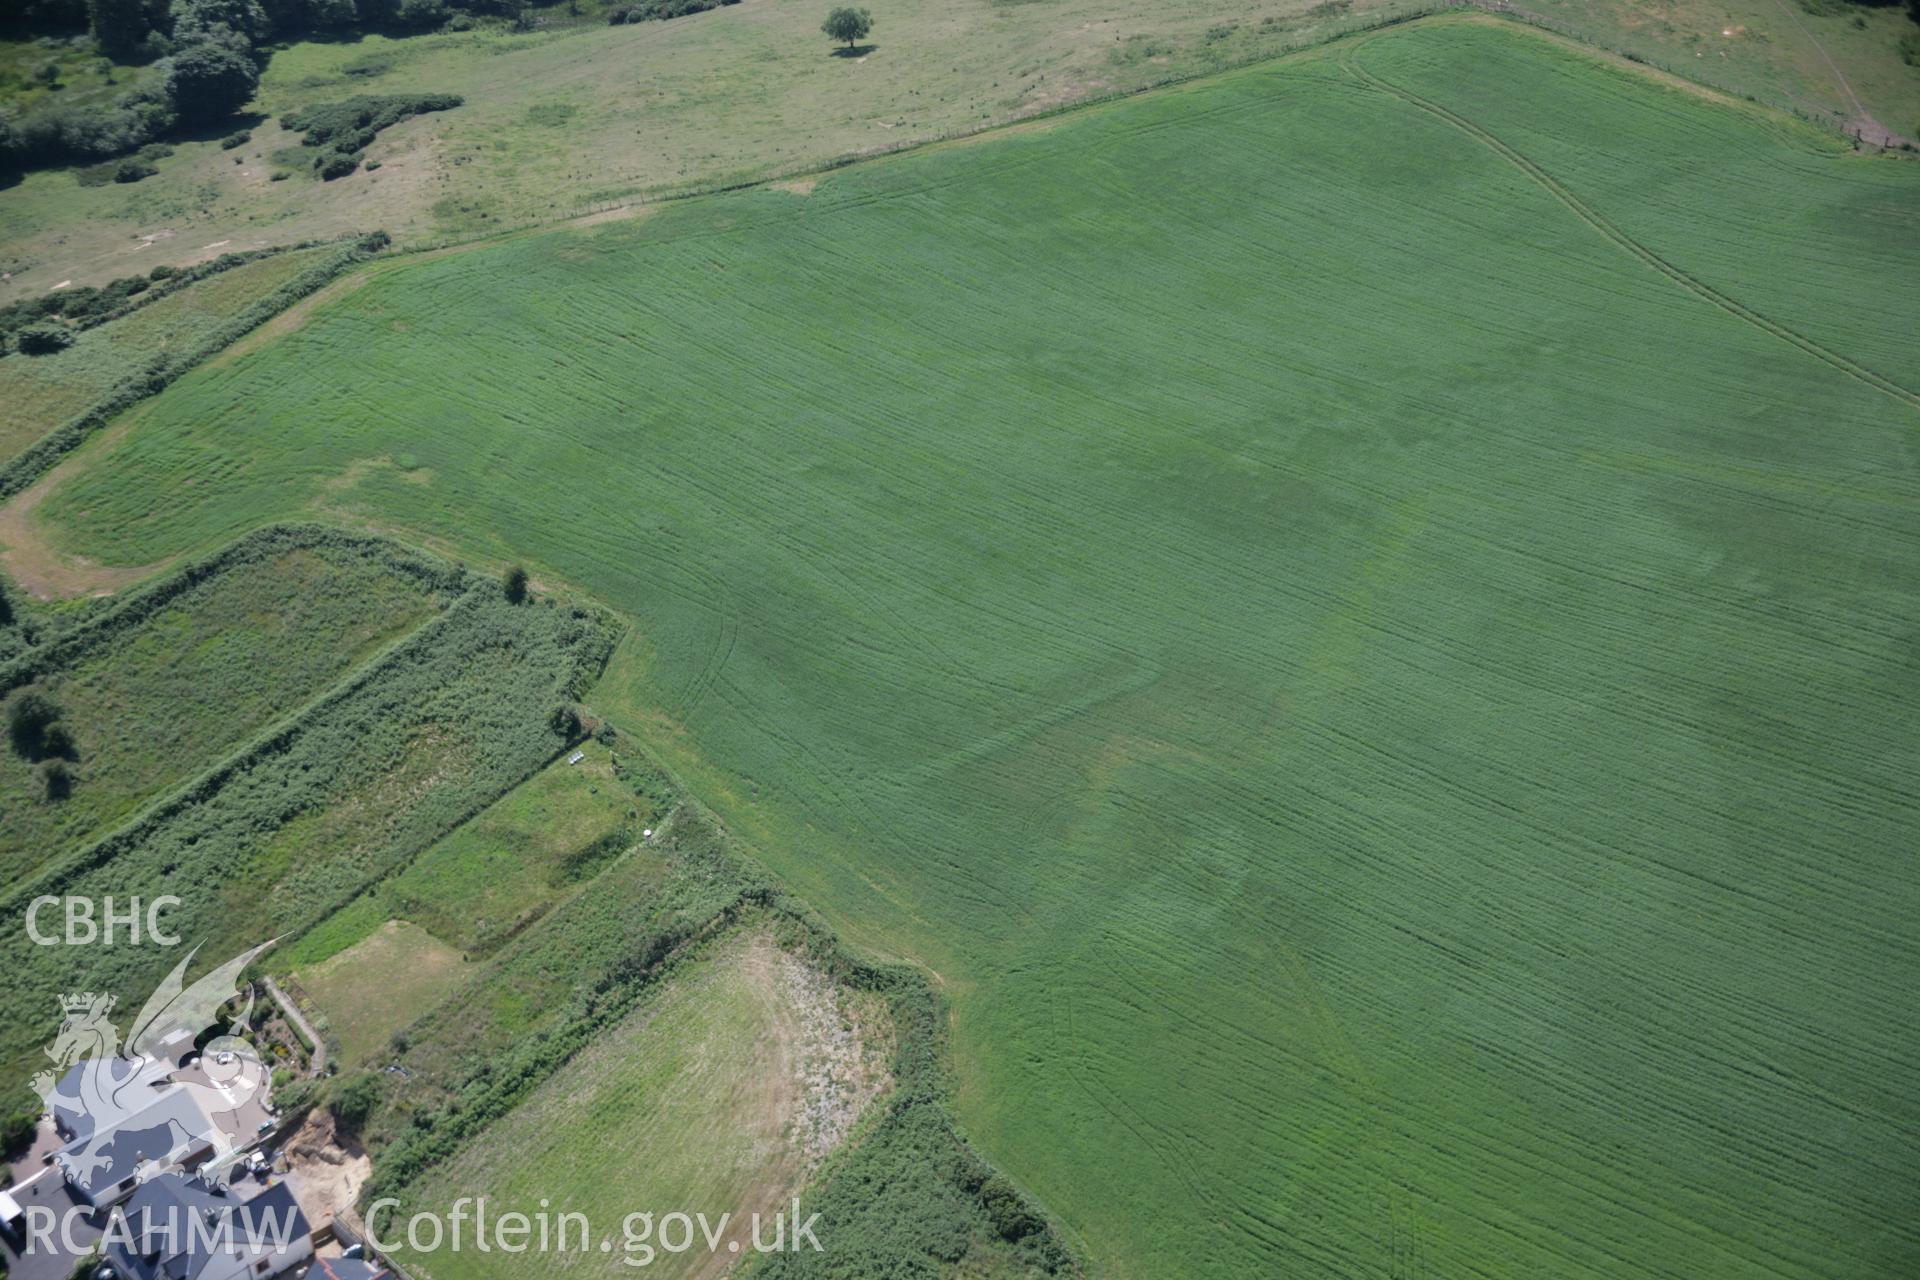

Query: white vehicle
<box><xmin>0</xmin><ymin>1187</ymin><xmax>24</xmax><ymax>1240</ymax></box>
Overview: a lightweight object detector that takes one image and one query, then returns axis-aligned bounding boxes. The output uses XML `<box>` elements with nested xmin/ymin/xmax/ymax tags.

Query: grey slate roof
<box><xmin>105</xmin><ymin>1175</ymin><xmax>309</xmax><ymax>1280</ymax></box>
<box><xmin>50</xmin><ymin>1056</ymin><xmax>174</xmax><ymax>1143</ymax></box>
<box><xmin>54</xmin><ymin>1088</ymin><xmax>216</xmax><ymax>1201</ymax></box>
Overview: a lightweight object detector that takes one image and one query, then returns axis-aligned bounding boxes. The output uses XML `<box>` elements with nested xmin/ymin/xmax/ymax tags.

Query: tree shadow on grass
<box><xmin>829</xmin><ymin>43</ymin><xmax>877</xmax><ymax>57</ymax></box>
<box><xmin>171</xmin><ymin>111</ymin><xmax>270</xmax><ymax>145</ymax></box>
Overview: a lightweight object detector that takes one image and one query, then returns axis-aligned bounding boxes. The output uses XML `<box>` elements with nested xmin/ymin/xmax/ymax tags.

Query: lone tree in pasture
<box><xmin>503</xmin><ymin>563</ymin><xmax>530</xmax><ymax>604</ymax></box>
<box><xmin>822</xmin><ymin>6</ymin><xmax>872</xmax><ymax>49</ymax></box>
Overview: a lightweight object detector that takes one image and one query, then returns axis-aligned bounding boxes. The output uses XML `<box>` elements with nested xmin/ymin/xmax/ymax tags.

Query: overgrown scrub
<box><xmin>754</xmin><ymin>904</ymin><xmax>1074</xmax><ymax>1279</ymax></box>
<box><xmin>352</xmin><ymin>801</ymin><xmax>755</xmax><ymax>1194</ymax></box>
<box><xmin>0</xmin><ymin>524</ymin><xmax>456</xmax><ymax>876</ymax></box>
<box><xmin>280</xmin><ymin>93</ymin><xmax>461</xmax><ymax>179</ymax></box>
<box><xmin>0</xmin><ymin>79</ymin><xmax>178</xmax><ymax>175</ymax></box>
<box><xmin>72</xmin><ymin>141</ymin><xmax>172</xmax><ymax>186</ymax></box>
<box><xmin>273</xmin><ymin>736</ymin><xmax>670</xmax><ymax>964</ymax></box>
<box><xmin>0</xmin><ymin>527</ymin><xmax>618</xmax><ymax>1089</ymax></box>
<box><xmin>339</xmin><ymin>747</ymin><xmax>1070</xmax><ymax>1276</ymax></box>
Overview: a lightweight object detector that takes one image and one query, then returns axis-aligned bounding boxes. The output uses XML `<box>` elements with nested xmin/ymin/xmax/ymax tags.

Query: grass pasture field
<box><xmin>2</xmin><ymin>0</ymin><xmax>1916</xmax><ymax>298</ymax></box>
<box><xmin>5</xmin><ymin>12</ymin><xmax>1920</xmax><ymax>1279</ymax></box>
<box><xmin>1519</xmin><ymin>0</ymin><xmax>1920</xmax><ymax>141</ymax></box>
<box><xmin>401</xmin><ymin>926</ymin><xmax>891</xmax><ymax>1280</ymax></box>
<box><xmin>296</xmin><ymin>919</ymin><xmax>470</xmax><ymax>1066</ymax></box>
<box><xmin>0</xmin><ymin>0</ymin><xmax>1430</xmax><ymax>295</ymax></box>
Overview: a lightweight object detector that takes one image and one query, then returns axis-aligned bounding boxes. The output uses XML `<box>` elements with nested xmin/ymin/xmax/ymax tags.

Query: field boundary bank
<box><xmin>0</xmin><ymin>234</ymin><xmax>391</xmax><ymax>507</ymax></box>
<box><xmin>386</xmin><ymin>4</ymin><xmax>1456</xmax><ymax>260</ymax></box>
<box><xmin>0</xmin><ymin>237</ymin><xmax>347</xmax><ymax>349</ymax></box>
<box><xmin>0</xmin><ymin>521</ymin><xmax>459</xmax><ymax>693</ymax></box>
<box><xmin>0</xmin><ymin>4</ymin><xmax>1890</xmax><ymax>553</ymax></box>
<box><xmin>348</xmin><ymin>761</ymin><xmax>1082</xmax><ymax>1277</ymax></box>
<box><xmin>0</xmin><ymin>522</ymin><xmax>614</xmax><ymax>920</ymax></box>
<box><xmin>1340</xmin><ymin>36</ymin><xmax>1920</xmax><ymax>416</ymax></box>
<box><xmin>382</xmin><ymin>3</ymin><xmax>1900</xmax><ymax>267</ymax></box>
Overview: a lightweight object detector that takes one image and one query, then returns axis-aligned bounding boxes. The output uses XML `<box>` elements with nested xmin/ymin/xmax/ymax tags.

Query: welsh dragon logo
<box><xmin>31</xmin><ymin>940</ymin><xmax>276</xmax><ymax>1190</ymax></box>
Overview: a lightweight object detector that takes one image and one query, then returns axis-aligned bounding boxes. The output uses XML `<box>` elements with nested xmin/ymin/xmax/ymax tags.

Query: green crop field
<box><xmin>6</xmin><ymin>13</ymin><xmax>1920</xmax><ymax>1278</ymax></box>
<box><xmin>5</xmin><ymin>0</ymin><xmax>1912</xmax><ymax>299</ymax></box>
<box><xmin>0</xmin><ymin>0</ymin><xmax>1426</xmax><ymax>296</ymax></box>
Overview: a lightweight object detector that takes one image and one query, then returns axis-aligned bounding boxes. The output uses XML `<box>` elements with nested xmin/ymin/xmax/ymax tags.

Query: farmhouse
<box><xmin>100</xmin><ymin>1173</ymin><xmax>313</xmax><ymax>1280</ymax></box>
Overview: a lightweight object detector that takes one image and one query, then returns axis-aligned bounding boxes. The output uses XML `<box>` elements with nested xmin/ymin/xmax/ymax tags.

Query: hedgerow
<box><xmin>755</xmin><ymin>906</ymin><xmax>1076</xmax><ymax>1278</ymax></box>
<box><xmin>346</xmin><ymin>741</ymin><xmax>1073</xmax><ymax>1277</ymax></box>
<box><xmin>0</xmin><ymin>241</ymin><xmax>330</xmax><ymax>351</ymax></box>
<box><xmin>0</xmin><ymin>527</ymin><xmax>619</xmax><ymax>1089</ymax></box>
<box><xmin>0</xmin><ymin>522</ymin><xmax>458</xmax><ymax>696</ymax></box>
<box><xmin>607</xmin><ymin>0</ymin><xmax>739</xmax><ymax>24</ymax></box>
<box><xmin>0</xmin><ymin>232</ymin><xmax>389</xmax><ymax>504</ymax></box>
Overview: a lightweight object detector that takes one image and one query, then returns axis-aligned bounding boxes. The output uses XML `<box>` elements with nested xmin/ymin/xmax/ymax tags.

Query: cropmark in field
<box><xmin>11</xmin><ymin>15</ymin><xmax>1920</xmax><ymax>1279</ymax></box>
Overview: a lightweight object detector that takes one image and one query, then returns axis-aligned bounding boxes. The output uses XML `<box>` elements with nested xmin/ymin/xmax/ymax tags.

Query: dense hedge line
<box><xmin>346</xmin><ymin>736</ymin><xmax>1074</xmax><ymax>1276</ymax></box>
<box><xmin>281</xmin><ymin>92</ymin><xmax>461</xmax><ymax>180</ymax></box>
<box><xmin>0</xmin><ymin>231</ymin><xmax>388</xmax><ymax>503</ymax></box>
<box><xmin>0</xmin><ymin>522</ymin><xmax>459</xmax><ymax>696</ymax></box>
<box><xmin>605</xmin><ymin>0</ymin><xmax>737</xmax><ymax>24</ymax></box>
<box><xmin>0</xmin><ymin>238</ymin><xmax>338</xmax><ymax>354</ymax></box>
<box><xmin>0</xmin><ymin>529</ymin><xmax>618</xmax><ymax>1092</ymax></box>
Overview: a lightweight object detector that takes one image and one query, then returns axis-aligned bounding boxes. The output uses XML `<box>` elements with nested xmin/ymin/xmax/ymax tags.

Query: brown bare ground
<box><xmin>283</xmin><ymin>1105</ymin><xmax>373</xmax><ymax>1229</ymax></box>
